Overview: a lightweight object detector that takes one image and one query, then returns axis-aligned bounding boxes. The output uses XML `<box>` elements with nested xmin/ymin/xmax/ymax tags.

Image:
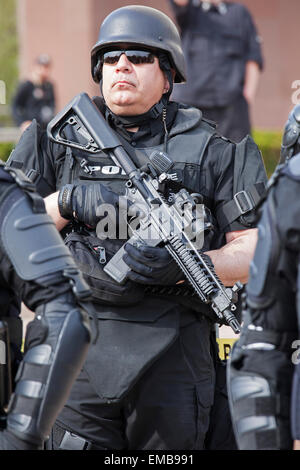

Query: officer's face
<box><xmin>36</xmin><ymin>64</ymin><xmax>51</xmax><ymax>82</ymax></box>
<box><xmin>102</xmin><ymin>47</ymin><xmax>169</xmax><ymax>116</ymax></box>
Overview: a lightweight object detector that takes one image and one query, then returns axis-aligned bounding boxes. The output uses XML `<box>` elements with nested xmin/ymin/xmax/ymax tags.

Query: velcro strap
<box><xmin>235</xmin><ymin>396</ymin><xmax>277</xmax><ymax>419</ymax></box>
<box><xmin>255</xmin><ymin>429</ymin><xmax>278</xmax><ymax>450</ymax></box>
<box><xmin>216</xmin><ymin>182</ymin><xmax>266</xmax><ymax>229</ymax></box>
<box><xmin>5</xmin><ymin>168</ymin><xmax>36</xmax><ymax>192</ymax></box>
<box><xmin>7</xmin><ymin>393</ymin><xmax>41</xmax><ymax>418</ymax></box>
<box><xmin>14</xmin><ymin>361</ymin><xmax>50</xmax><ymax>384</ymax></box>
<box><xmin>25</xmin><ymin>191</ymin><xmax>46</xmax><ymax>214</ymax></box>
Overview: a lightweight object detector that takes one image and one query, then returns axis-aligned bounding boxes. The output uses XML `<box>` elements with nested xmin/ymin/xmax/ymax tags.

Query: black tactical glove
<box><xmin>123</xmin><ymin>243</ymin><xmax>183</xmax><ymax>285</ymax></box>
<box><xmin>58</xmin><ymin>183</ymin><xmax>127</xmax><ymax>228</ymax></box>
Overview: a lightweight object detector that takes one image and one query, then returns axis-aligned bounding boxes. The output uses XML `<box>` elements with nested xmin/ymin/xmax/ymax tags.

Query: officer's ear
<box><xmin>163</xmin><ymin>76</ymin><xmax>170</xmax><ymax>94</ymax></box>
<box><xmin>163</xmin><ymin>69</ymin><xmax>175</xmax><ymax>94</ymax></box>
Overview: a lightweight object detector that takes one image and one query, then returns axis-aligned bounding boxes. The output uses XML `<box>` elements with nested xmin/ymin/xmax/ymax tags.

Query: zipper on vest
<box><xmin>94</xmin><ymin>246</ymin><xmax>106</xmax><ymax>264</ymax></box>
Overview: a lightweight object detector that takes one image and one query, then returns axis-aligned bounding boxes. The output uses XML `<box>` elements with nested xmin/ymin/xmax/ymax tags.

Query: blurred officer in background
<box><xmin>12</xmin><ymin>54</ymin><xmax>56</xmax><ymax>133</ymax></box>
<box><xmin>227</xmin><ymin>104</ymin><xmax>300</xmax><ymax>450</ymax></box>
<box><xmin>0</xmin><ymin>162</ymin><xmax>91</xmax><ymax>449</ymax></box>
<box><xmin>169</xmin><ymin>0</ymin><xmax>263</xmax><ymax>142</ymax></box>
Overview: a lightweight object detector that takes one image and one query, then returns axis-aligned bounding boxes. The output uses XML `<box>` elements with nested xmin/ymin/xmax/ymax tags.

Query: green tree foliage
<box><xmin>0</xmin><ymin>142</ymin><xmax>14</xmax><ymax>161</ymax></box>
<box><xmin>252</xmin><ymin>129</ymin><xmax>282</xmax><ymax>178</ymax></box>
<box><xmin>0</xmin><ymin>0</ymin><xmax>18</xmax><ymax>105</ymax></box>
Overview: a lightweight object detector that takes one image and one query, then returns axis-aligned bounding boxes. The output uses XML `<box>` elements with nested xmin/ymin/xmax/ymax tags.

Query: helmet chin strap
<box><xmin>103</xmin><ymin>95</ymin><xmax>168</xmax><ymax>129</ymax></box>
<box><xmin>158</xmin><ymin>54</ymin><xmax>174</xmax><ymax>98</ymax></box>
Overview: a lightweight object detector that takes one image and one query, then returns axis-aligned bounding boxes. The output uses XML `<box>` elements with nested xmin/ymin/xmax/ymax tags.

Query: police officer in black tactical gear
<box><xmin>7</xmin><ymin>5</ymin><xmax>267</xmax><ymax>450</ymax></box>
<box><xmin>0</xmin><ymin>162</ymin><xmax>91</xmax><ymax>450</ymax></box>
<box><xmin>227</xmin><ymin>104</ymin><xmax>300</xmax><ymax>450</ymax></box>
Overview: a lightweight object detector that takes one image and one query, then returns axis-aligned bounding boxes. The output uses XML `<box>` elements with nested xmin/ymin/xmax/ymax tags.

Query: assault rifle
<box><xmin>47</xmin><ymin>92</ymin><xmax>242</xmax><ymax>333</ymax></box>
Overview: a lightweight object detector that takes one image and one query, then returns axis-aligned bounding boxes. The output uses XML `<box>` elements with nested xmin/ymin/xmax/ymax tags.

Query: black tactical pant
<box><xmin>201</xmin><ymin>94</ymin><xmax>251</xmax><ymax>143</ymax></box>
<box><xmin>46</xmin><ymin>317</ymin><xmax>217</xmax><ymax>450</ymax></box>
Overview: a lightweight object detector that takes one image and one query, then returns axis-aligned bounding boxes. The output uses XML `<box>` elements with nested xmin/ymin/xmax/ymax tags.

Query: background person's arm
<box><xmin>243</xmin><ymin>60</ymin><xmax>261</xmax><ymax>105</ymax></box>
<box><xmin>44</xmin><ymin>191</ymin><xmax>69</xmax><ymax>231</ymax></box>
<box><xmin>206</xmin><ymin>228</ymin><xmax>258</xmax><ymax>286</ymax></box>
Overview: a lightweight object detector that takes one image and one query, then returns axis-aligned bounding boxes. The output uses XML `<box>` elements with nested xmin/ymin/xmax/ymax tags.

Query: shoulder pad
<box><xmin>0</xmin><ymin>164</ymin><xmax>15</xmax><ymax>184</ymax></box>
<box><xmin>293</xmin><ymin>104</ymin><xmax>300</xmax><ymax>123</ymax></box>
<box><xmin>282</xmin><ymin>105</ymin><xmax>300</xmax><ymax>147</ymax></box>
<box><xmin>282</xmin><ymin>152</ymin><xmax>300</xmax><ymax>180</ymax></box>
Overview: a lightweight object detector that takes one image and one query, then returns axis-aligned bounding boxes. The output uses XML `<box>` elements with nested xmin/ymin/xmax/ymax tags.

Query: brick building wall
<box><xmin>17</xmin><ymin>0</ymin><xmax>300</xmax><ymax>130</ymax></box>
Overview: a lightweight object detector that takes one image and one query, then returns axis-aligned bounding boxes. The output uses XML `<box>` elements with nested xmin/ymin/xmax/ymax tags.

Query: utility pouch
<box><xmin>64</xmin><ymin>231</ymin><xmax>145</xmax><ymax>306</ymax></box>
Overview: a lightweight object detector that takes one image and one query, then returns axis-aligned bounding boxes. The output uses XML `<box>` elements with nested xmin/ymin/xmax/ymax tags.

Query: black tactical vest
<box><xmin>58</xmin><ymin>106</ymin><xmax>216</xmax><ymax>203</ymax></box>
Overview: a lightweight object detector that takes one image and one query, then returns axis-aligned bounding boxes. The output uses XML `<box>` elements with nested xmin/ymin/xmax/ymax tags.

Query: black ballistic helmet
<box><xmin>91</xmin><ymin>5</ymin><xmax>186</xmax><ymax>84</ymax></box>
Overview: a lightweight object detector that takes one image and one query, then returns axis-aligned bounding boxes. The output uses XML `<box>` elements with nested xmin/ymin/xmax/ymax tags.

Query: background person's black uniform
<box><xmin>6</xmin><ymin>5</ymin><xmax>267</xmax><ymax>450</ymax></box>
<box><xmin>169</xmin><ymin>0</ymin><xmax>263</xmax><ymax>142</ymax></box>
<box><xmin>0</xmin><ymin>164</ymin><xmax>91</xmax><ymax>449</ymax></box>
<box><xmin>12</xmin><ymin>80</ymin><xmax>55</xmax><ymax>130</ymax></box>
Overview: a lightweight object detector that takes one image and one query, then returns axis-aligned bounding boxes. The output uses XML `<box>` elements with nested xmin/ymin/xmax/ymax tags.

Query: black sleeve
<box><xmin>6</xmin><ymin>120</ymin><xmax>58</xmax><ymax>197</ymax></box>
<box><xmin>204</xmin><ymin>135</ymin><xmax>267</xmax><ymax>233</ymax></box>
<box><xmin>274</xmin><ymin>175</ymin><xmax>300</xmax><ymax>252</ymax></box>
<box><xmin>210</xmin><ymin>138</ymin><xmax>245</xmax><ymax>232</ymax></box>
<box><xmin>241</xmin><ymin>5</ymin><xmax>264</xmax><ymax>70</ymax></box>
<box><xmin>11</xmin><ymin>81</ymin><xmax>33</xmax><ymax>126</ymax></box>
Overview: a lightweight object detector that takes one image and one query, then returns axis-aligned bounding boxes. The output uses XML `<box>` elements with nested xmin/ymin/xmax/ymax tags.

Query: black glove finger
<box><xmin>137</xmin><ymin>244</ymin><xmax>166</xmax><ymax>259</ymax></box>
<box><xmin>124</xmin><ymin>243</ymin><xmax>170</xmax><ymax>268</ymax></box>
<box><xmin>123</xmin><ymin>253</ymin><xmax>154</xmax><ymax>277</ymax></box>
<box><xmin>124</xmin><ymin>242</ymin><xmax>154</xmax><ymax>264</ymax></box>
<box><xmin>139</xmin><ymin>245</ymin><xmax>174</xmax><ymax>269</ymax></box>
<box><xmin>140</xmin><ymin>244</ymin><xmax>172</xmax><ymax>258</ymax></box>
<box><xmin>126</xmin><ymin>269</ymin><xmax>156</xmax><ymax>285</ymax></box>
<box><xmin>99</xmin><ymin>183</ymin><xmax>120</xmax><ymax>206</ymax></box>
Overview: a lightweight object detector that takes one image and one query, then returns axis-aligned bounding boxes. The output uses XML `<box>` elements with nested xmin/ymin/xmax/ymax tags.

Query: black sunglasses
<box><xmin>101</xmin><ymin>49</ymin><xmax>157</xmax><ymax>66</ymax></box>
